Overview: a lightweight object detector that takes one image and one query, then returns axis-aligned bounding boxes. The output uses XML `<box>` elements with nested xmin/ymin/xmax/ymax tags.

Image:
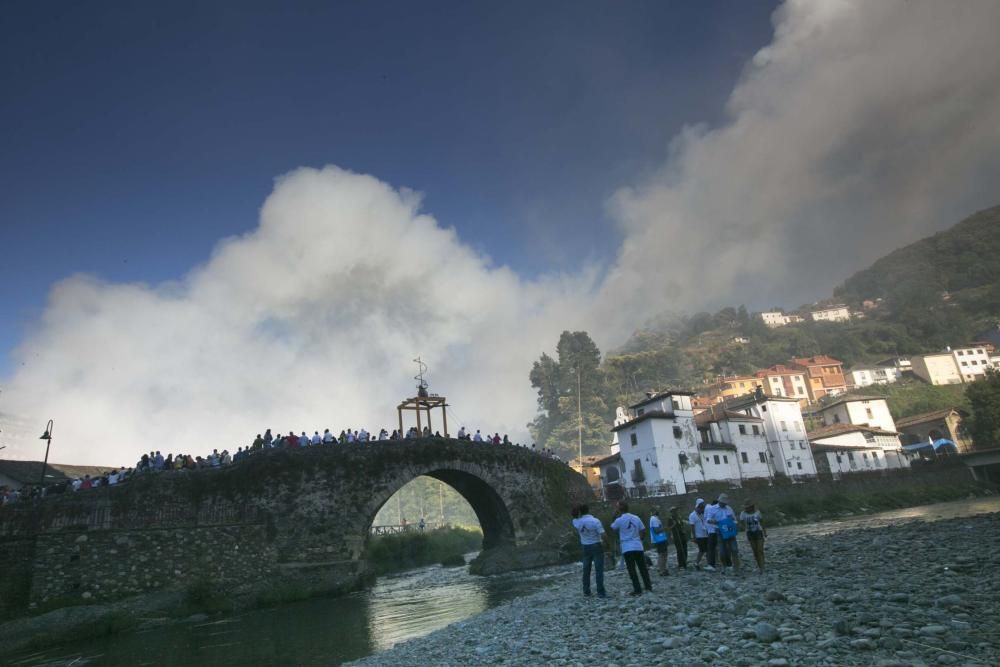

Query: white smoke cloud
<box><xmin>4</xmin><ymin>0</ymin><xmax>1000</xmax><ymax>465</ymax></box>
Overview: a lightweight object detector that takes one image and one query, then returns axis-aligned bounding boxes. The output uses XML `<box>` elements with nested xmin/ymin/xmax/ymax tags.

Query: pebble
<box><xmin>347</xmin><ymin>513</ymin><xmax>1000</xmax><ymax>667</ymax></box>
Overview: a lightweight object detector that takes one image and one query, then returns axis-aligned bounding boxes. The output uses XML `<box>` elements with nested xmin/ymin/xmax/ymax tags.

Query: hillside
<box><xmin>608</xmin><ymin>204</ymin><xmax>1000</xmax><ymax>394</ymax></box>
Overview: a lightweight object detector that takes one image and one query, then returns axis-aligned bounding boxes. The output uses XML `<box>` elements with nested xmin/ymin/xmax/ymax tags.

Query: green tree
<box><xmin>966</xmin><ymin>370</ymin><xmax>1000</xmax><ymax>450</ymax></box>
<box><xmin>528</xmin><ymin>331</ymin><xmax>611</xmax><ymax>459</ymax></box>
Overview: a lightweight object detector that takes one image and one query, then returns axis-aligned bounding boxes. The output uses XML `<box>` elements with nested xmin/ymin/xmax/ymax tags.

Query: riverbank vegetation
<box><xmin>366</xmin><ymin>526</ymin><xmax>482</xmax><ymax>575</ymax></box>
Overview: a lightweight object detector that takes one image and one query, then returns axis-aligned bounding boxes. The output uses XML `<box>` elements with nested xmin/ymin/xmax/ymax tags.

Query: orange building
<box><xmin>696</xmin><ymin>375</ymin><xmax>764</xmax><ymax>406</ymax></box>
<box><xmin>755</xmin><ymin>364</ymin><xmax>810</xmax><ymax>406</ymax></box>
<box><xmin>789</xmin><ymin>355</ymin><xmax>847</xmax><ymax>402</ymax></box>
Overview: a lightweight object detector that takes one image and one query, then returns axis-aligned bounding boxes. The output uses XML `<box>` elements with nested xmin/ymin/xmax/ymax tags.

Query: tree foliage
<box><xmin>528</xmin><ymin>331</ymin><xmax>610</xmax><ymax>459</ymax></box>
<box><xmin>966</xmin><ymin>370</ymin><xmax>1000</xmax><ymax>450</ymax></box>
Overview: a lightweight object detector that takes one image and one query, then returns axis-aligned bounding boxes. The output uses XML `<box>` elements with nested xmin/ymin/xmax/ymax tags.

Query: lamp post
<box><xmin>39</xmin><ymin>419</ymin><xmax>54</xmax><ymax>490</ymax></box>
<box><xmin>576</xmin><ymin>367</ymin><xmax>583</xmax><ymax>469</ymax></box>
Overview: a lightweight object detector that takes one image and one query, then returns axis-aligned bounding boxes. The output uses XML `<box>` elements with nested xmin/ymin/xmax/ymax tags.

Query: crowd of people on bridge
<box><xmin>1</xmin><ymin>421</ymin><xmax>566</xmax><ymax>505</ymax></box>
<box><xmin>572</xmin><ymin>494</ymin><xmax>768</xmax><ymax>597</ymax></box>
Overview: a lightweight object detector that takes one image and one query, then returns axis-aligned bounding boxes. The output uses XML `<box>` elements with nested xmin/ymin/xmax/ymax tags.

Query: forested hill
<box><xmin>834</xmin><ymin>204</ymin><xmax>1000</xmax><ymax>311</ymax></box>
<box><xmin>528</xmin><ymin>205</ymin><xmax>1000</xmax><ymax>460</ymax></box>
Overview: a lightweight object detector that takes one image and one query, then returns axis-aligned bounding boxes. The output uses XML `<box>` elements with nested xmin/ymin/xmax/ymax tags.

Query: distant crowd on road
<box><xmin>0</xmin><ymin>424</ymin><xmax>565</xmax><ymax>505</ymax></box>
<box><xmin>571</xmin><ymin>494</ymin><xmax>767</xmax><ymax>598</ymax></box>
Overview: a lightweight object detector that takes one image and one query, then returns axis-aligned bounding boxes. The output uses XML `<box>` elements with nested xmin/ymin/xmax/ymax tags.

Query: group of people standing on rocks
<box><xmin>571</xmin><ymin>495</ymin><xmax>767</xmax><ymax>597</ymax></box>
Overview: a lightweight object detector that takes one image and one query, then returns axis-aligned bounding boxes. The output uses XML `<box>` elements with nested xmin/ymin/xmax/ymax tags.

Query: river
<box><xmin>7</xmin><ymin>497</ymin><xmax>1000</xmax><ymax>667</ymax></box>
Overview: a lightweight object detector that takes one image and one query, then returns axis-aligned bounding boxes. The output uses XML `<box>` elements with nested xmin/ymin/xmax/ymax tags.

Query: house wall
<box><xmin>953</xmin><ymin>347</ymin><xmax>992</xmax><ymax>382</ymax></box>
<box><xmin>820</xmin><ymin>399</ymin><xmax>896</xmax><ymax>433</ymax></box>
<box><xmin>812</xmin><ymin>432</ymin><xmax>908</xmax><ymax>478</ymax></box>
<box><xmin>912</xmin><ymin>354</ymin><xmax>962</xmax><ymax>385</ymax></box>
<box><xmin>718</xmin><ymin>421</ymin><xmax>772</xmax><ymax>480</ymax></box>
<box><xmin>737</xmin><ymin>400</ymin><xmax>817</xmax><ymax>479</ymax></box>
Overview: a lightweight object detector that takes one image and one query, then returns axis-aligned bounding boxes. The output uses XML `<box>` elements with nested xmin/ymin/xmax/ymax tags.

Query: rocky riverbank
<box><xmin>350</xmin><ymin>511</ymin><xmax>1000</xmax><ymax>666</ymax></box>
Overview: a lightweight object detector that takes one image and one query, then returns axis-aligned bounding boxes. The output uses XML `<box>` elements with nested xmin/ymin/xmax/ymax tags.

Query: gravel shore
<box><xmin>350</xmin><ymin>512</ymin><xmax>1000</xmax><ymax>666</ymax></box>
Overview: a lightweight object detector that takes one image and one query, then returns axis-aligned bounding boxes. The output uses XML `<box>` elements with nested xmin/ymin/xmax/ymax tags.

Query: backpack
<box><xmin>718</xmin><ymin>516</ymin><xmax>738</xmax><ymax>540</ymax></box>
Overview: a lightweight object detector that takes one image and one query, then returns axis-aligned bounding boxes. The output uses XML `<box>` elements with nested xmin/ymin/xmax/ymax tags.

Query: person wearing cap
<box><xmin>648</xmin><ymin>508</ymin><xmax>670</xmax><ymax>576</ymax></box>
<box><xmin>688</xmin><ymin>498</ymin><xmax>712</xmax><ymax>571</ymax></box>
<box><xmin>740</xmin><ymin>500</ymin><xmax>767</xmax><ymax>573</ymax></box>
<box><xmin>713</xmin><ymin>493</ymin><xmax>741</xmax><ymax>575</ymax></box>
<box><xmin>666</xmin><ymin>506</ymin><xmax>689</xmax><ymax>570</ymax></box>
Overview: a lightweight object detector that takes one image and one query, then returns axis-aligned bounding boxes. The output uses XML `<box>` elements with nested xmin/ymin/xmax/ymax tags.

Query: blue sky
<box><xmin>0</xmin><ymin>1</ymin><xmax>777</xmax><ymax>375</ymax></box>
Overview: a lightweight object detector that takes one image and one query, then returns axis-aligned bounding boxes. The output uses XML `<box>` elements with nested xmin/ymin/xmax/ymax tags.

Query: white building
<box><xmin>809</xmin><ymin>424</ymin><xmax>909</xmax><ymax>478</ymax></box>
<box><xmin>722</xmin><ymin>391</ymin><xmax>818</xmax><ymax>480</ymax></box>
<box><xmin>760</xmin><ymin>311</ymin><xmax>789</xmax><ymax>328</ymax></box>
<box><xmin>846</xmin><ymin>366</ymin><xmax>900</xmax><ymax>389</ymax></box>
<box><xmin>812</xmin><ymin>396</ymin><xmax>899</xmax><ymax>434</ymax></box>
<box><xmin>602</xmin><ymin>390</ymin><xmax>702</xmax><ymax>496</ymax></box>
<box><xmin>809</xmin><ymin>305</ymin><xmax>851</xmax><ymax>323</ymax></box>
<box><xmin>911</xmin><ymin>352</ymin><xmax>962</xmax><ymax>385</ymax></box>
<box><xmin>695</xmin><ymin>408</ymin><xmax>773</xmax><ymax>483</ymax></box>
<box><xmin>951</xmin><ymin>345</ymin><xmax>992</xmax><ymax>382</ymax></box>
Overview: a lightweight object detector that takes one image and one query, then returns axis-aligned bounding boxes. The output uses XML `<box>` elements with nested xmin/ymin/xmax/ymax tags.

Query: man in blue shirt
<box><xmin>571</xmin><ymin>504</ymin><xmax>608</xmax><ymax>598</ymax></box>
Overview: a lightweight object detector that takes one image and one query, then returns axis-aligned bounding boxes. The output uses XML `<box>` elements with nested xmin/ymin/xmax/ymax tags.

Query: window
<box><xmin>957</xmin><ymin>350</ymin><xmax>964</xmax><ymax>356</ymax></box>
<box><xmin>673</xmin><ymin>426</ymin><xmax>683</xmax><ymax>439</ymax></box>
<box><xmin>630</xmin><ymin>433</ymin><xmax>638</xmax><ymax>447</ymax></box>
<box><xmin>847</xmin><ymin>452</ymin><xmax>855</xmax><ymax>461</ymax></box>
<box><xmin>866</xmin><ymin>408</ymin><xmax>874</xmax><ymax>419</ymax></box>
<box><xmin>713</xmin><ymin>455</ymin><xmax>720</xmax><ymax>464</ymax></box>
<box><xmin>781</xmin><ymin>421</ymin><xmax>787</xmax><ymax>431</ymax></box>
<box><xmin>738</xmin><ymin>424</ymin><xmax>747</xmax><ymax>435</ymax></box>
<box><xmin>700</xmin><ymin>429</ymin><xmax>710</xmax><ymax>445</ymax></box>
<box><xmin>758</xmin><ymin>452</ymin><xmax>767</xmax><ymax>463</ymax></box>
<box><xmin>800</xmin><ymin>441</ymin><xmax>807</xmax><ymax>449</ymax></box>
<box><xmin>741</xmin><ymin>452</ymin><xmax>749</xmax><ymax>463</ymax></box>
<box><xmin>961</xmin><ymin>361</ymin><xmax>968</xmax><ymax>367</ymax></box>
<box><xmin>637</xmin><ymin>408</ymin><xmax>645</xmax><ymax>416</ymax></box>
<box><xmin>863</xmin><ymin>452</ymin><xmax>868</xmax><ymax>459</ymax></box>
<box><xmin>872</xmin><ymin>452</ymin><xmax>879</xmax><ymax>460</ymax></box>
<box><xmin>797</xmin><ymin>387</ymin><xmax>805</xmax><ymax>395</ymax></box>
<box><xmin>752</xmin><ymin>425</ymin><xmax>760</xmax><ymax>435</ymax></box>
<box><xmin>797</xmin><ymin>462</ymin><xmax>803</xmax><ymax>470</ymax></box>
<box><xmin>672</xmin><ymin>398</ymin><xmax>681</xmax><ymax>411</ymax></box>
<box><xmin>723</xmin><ymin>455</ymin><xmax>729</xmax><ymax>464</ymax></box>
<box><xmin>678</xmin><ymin>452</ymin><xmax>688</xmax><ymax>466</ymax></box>
<box><xmin>787</xmin><ymin>460</ymin><xmax>793</xmax><ymax>467</ymax></box>
<box><xmin>762</xmin><ymin>405</ymin><xmax>768</xmax><ymax>412</ymax></box>
<box><xmin>836</xmin><ymin>454</ymin><xmax>842</xmax><ymax>463</ymax></box>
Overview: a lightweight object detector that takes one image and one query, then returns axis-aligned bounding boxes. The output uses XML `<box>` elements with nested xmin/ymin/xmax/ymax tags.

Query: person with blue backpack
<box><xmin>648</xmin><ymin>508</ymin><xmax>670</xmax><ymax>576</ymax></box>
<box><xmin>713</xmin><ymin>493</ymin><xmax>741</xmax><ymax>575</ymax></box>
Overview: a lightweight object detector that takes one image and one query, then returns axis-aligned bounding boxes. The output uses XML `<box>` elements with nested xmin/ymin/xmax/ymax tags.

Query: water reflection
<box><xmin>8</xmin><ymin>557</ymin><xmax>572</xmax><ymax>667</ymax></box>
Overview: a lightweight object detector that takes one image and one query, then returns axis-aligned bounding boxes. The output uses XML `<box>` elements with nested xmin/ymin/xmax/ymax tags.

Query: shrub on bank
<box><xmin>367</xmin><ymin>527</ymin><xmax>482</xmax><ymax>575</ymax></box>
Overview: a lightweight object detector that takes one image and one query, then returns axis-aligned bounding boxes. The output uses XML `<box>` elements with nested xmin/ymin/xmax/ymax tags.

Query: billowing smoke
<box><xmin>4</xmin><ymin>0</ymin><xmax>1000</xmax><ymax>464</ymax></box>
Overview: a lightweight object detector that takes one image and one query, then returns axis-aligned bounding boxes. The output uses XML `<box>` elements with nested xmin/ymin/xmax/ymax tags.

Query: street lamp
<box><xmin>39</xmin><ymin>419</ymin><xmax>54</xmax><ymax>489</ymax></box>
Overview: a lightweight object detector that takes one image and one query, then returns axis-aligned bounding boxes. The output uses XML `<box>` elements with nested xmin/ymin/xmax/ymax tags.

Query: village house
<box><xmin>789</xmin><ymin>355</ymin><xmax>847</xmax><ymax>402</ymax></box>
<box><xmin>599</xmin><ymin>390</ymin><xmax>702</xmax><ymax>497</ymax></box>
<box><xmin>758</xmin><ymin>311</ymin><xmax>803</xmax><ymax>328</ymax></box>
<box><xmin>755</xmin><ymin>364</ymin><xmax>810</xmax><ymax>405</ymax></box>
<box><xmin>911</xmin><ymin>352</ymin><xmax>963</xmax><ymax>385</ymax></box>
<box><xmin>846</xmin><ymin>365</ymin><xmax>900</xmax><ymax>389</ymax></box>
<box><xmin>568</xmin><ymin>455</ymin><xmax>605</xmax><ymax>492</ymax></box>
<box><xmin>808</xmin><ymin>424</ymin><xmax>909</xmax><ymax>478</ymax></box>
<box><xmin>694</xmin><ymin>407</ymin><xmax>774</xmax><ymax>484</ymax></box>
<box><xmin>809</xmin><ymin>305</ymin><xmax>851</xmax><ymax>323</ymax></box>
<box><xmin>812</xmin><ymin>395</ymin><xmax>899</xmax><ymax>434</ymax></box>
<box><xmin>722</xmin><ymin>391</ymin><xmax>818</xmax><ymax>480</ymax></box>
<box><xmin>950</xmin><ymin>345</ymin><xmax>993</xmax><ymax>383</ymax></box>
<box><xmin>895</xmin><ymin>408</ymin><xmax>973</xmax><ymax>454</ymax></box>
<box><xmin>696</xmin><ymin>375</ymin><xmax>764</xmax><ymax>406</ymax></box>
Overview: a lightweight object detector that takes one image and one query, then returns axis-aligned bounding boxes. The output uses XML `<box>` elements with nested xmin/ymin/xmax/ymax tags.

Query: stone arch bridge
<box><xmin>0</xmin><ymin>439</ymin><xmax>592</xmax><ymax>616</ymax></box>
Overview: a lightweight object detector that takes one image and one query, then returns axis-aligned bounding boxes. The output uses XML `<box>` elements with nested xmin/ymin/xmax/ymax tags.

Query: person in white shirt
<box><xmin>107</xmin><ymin>471</ymin><xmax>119</xmax><ymax>486</ymax></box>
<box><xmin>323</xmin><ymin>429</ymin><xmax>334</xmax><ymax>443</ymax></box>
<box><xmin>311</xmin><ymin>431</ymin><xmax>322</xmax><ymax>446</ymax></box>
<box><xmin>689</xmin><ymin>499</ymin><xmax>712</xmax><ymax>571</ymax></box>
<box><xmin>347</xmin><ymin>430</ymin><xmax>357</xmax><ymax>443</ymax></box>
<box><xmin>299</xmin><ymin>432</ymin><xmax>310</xmax><ymax>447</ymax></box>
<box><xmin>473</xmin><ymin>430</ymin><xmax>483</xmax><ymax>442</ymax></box>
<box><xmin>704</xmin><ymin>498</ymin><xmax>720</xmax><ymax>570</ymax></box>
<box><xmin>457</xmin><ymin>426</ymin><xmax>466</xmax><ymax>440</ymax></box>
<box><xmin>358</xmin><ymin>428</ymin><xmax>369</xmax><ymax>442</ymax></box>
<box><xmin>648</xmin><ymin>509</ymin><xmax>670</xmax><ymax>576</ymax></box>
<box><xmin>610</xmin><ymin>501</ymin><xmax>652</xmax><ymax>596</ymax></box>
<box><xmin>571</xmin><ymin>504</ymin><xmax>608</xmax><ymax>597</ymax></box>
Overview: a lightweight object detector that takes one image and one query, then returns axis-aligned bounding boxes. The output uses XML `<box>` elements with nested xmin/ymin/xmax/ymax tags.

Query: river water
<box><xmin>8</xmin><ymin>497</ymin><xmax>1000</xmax><ymax>667</ymax></box>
